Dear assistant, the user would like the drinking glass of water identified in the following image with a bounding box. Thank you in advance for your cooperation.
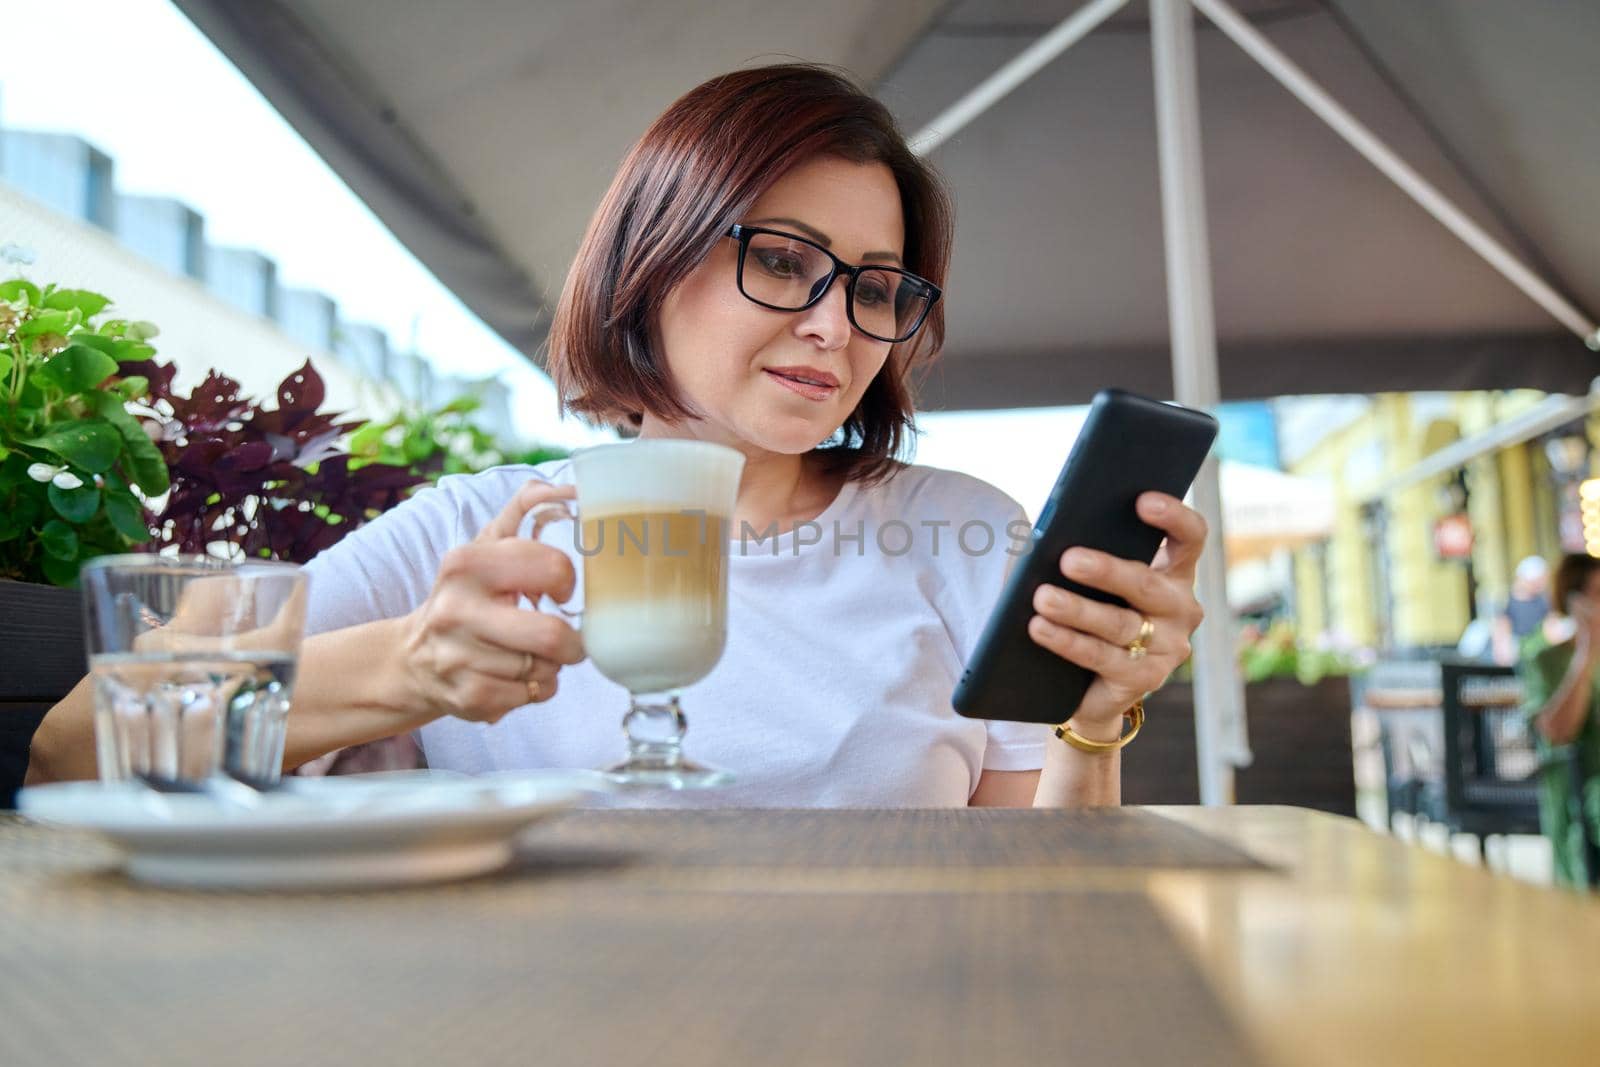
[80,555,309,789]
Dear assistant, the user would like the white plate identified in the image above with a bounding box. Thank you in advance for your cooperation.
[17,770,608,890]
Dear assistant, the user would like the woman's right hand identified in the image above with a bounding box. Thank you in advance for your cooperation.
[398,480,586,724]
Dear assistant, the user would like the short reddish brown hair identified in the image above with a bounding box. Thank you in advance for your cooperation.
[545,63,953,485]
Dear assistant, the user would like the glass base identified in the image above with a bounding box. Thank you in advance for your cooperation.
[604,756,733,791]
[606,692,732,790]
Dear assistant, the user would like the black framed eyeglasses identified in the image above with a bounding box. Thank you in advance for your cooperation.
[725,224,941,344]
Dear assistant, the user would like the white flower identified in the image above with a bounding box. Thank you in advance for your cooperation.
[25,462,83,490]
[1,243,37,266]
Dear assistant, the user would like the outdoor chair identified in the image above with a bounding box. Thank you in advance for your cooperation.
[1439,662,1542,863]
[0,585,85,808]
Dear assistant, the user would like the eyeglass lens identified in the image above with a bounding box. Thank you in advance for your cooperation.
[740,231,931,342]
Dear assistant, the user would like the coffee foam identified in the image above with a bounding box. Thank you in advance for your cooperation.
[572,440,744,516]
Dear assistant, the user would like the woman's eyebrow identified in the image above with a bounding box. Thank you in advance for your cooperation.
[747,216,903,264]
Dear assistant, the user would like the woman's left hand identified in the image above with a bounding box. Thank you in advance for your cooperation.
[1027,492,1207,738]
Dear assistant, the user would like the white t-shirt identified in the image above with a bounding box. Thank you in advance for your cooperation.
[301,458,1052,806]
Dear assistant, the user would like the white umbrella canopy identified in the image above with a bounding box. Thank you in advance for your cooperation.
[1219,461,1334,564]
[174,0,947,359]
[174,0,1600,409]
[887,0,1600,407]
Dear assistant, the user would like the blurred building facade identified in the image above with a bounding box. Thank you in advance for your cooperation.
[1282,392,1592,653]
[0,123,518,441]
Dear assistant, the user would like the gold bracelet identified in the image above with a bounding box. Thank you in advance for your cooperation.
[1054,700,1145,754]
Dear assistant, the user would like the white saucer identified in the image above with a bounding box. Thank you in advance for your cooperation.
[17,770,606,890]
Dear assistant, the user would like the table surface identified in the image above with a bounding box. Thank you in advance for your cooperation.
[1,805,1597,1067]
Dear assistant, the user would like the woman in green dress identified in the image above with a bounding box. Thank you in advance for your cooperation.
[1518,553,1600,888]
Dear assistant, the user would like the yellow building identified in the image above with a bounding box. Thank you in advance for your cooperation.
[1286,392,1590,651]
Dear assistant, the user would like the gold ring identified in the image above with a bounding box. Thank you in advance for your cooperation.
[526,678,542,701]
[1126,617,1155,661]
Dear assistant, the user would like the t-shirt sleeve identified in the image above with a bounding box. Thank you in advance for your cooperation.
[931,478,1052,771]
[977,539,1055,773]
[300,478,466,636]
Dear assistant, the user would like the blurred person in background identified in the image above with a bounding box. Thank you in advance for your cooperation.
[1518,553,1600,888]
[1493,555,1552,665]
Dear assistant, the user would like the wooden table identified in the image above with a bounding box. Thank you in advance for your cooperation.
[0,806,1597,1066]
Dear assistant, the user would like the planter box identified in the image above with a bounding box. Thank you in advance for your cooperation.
[0,580,85,807]
[1128,676,1357,816]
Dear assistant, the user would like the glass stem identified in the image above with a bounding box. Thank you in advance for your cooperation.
[621,693,688,770]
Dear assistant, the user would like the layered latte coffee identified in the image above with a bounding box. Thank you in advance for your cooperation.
[578,508,728,694]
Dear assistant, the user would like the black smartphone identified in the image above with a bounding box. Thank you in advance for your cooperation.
[952,389,1219,724]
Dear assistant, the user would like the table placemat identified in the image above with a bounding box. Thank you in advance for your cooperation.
[0,815,1264,1067]
[533,806,1271,871]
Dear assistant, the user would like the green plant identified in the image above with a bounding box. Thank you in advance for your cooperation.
[1237,620,1361,684]
[1171,620,1365,686]
[0,279,168,585]
[2,267,562,586]
[348,394,567,481]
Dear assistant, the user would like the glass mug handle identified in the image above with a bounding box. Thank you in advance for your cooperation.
[527,500,582,621]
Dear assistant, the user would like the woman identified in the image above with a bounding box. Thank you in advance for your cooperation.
[30,65,1206,807]
[1520,553,1600,886]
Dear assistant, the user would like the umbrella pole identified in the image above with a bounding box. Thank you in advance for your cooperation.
[1151,0,1250,806]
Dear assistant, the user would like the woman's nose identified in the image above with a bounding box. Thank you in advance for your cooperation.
[794,275,852,350]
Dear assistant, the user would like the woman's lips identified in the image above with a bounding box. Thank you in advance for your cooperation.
[764,369,838,401]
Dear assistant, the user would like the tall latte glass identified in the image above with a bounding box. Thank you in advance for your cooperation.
[532,440,744,789]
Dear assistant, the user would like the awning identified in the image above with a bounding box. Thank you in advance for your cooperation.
[173,0,1600,409]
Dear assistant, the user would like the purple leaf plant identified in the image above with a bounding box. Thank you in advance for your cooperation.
[122,358,425,563]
